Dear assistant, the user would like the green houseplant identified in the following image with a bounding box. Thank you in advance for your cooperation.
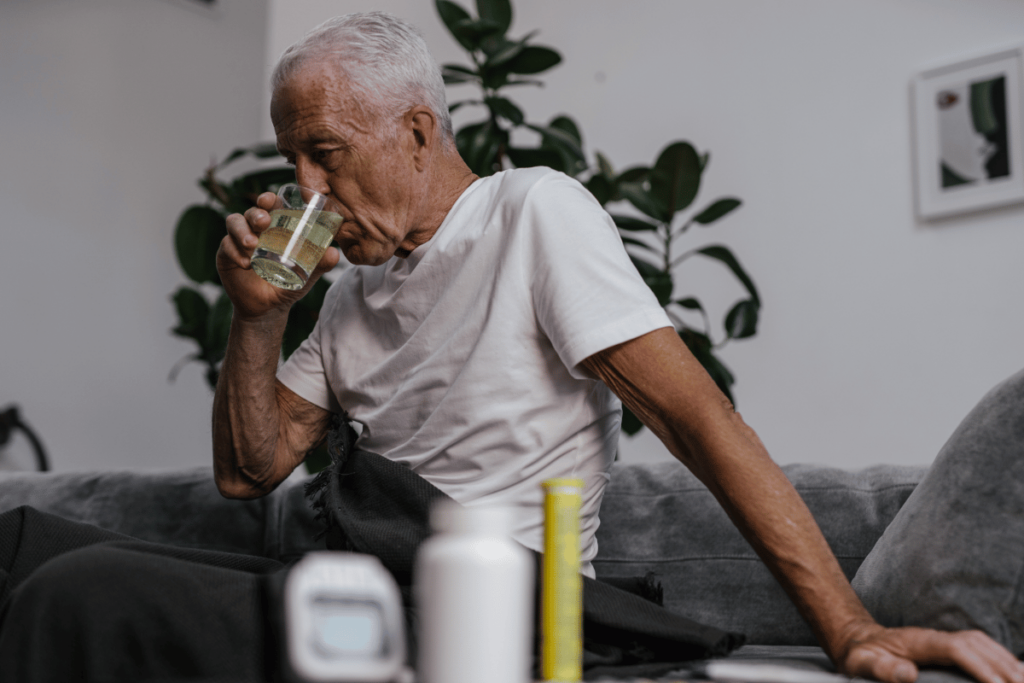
[435,0,760,432]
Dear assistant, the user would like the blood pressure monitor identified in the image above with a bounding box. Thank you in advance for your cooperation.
[283,552,407,683]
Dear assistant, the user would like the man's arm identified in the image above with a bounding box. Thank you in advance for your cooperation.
[581,327,1024,683]
[212,192,338,499]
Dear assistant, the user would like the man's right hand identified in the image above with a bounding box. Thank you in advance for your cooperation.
[218,191,342,321]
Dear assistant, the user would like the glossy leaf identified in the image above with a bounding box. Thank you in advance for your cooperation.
[725,299,759,340]
[620,405,644,436]
[506,46,561,74]
[476,0,512,35]
[232,168,295,198]
[526,123,584,163]
[693,198,741,225]
[204,291,233,366]
[585,173,613,205]
[171,286,209,342]
[507,146,563,170]
[485,96,524,125]
[630,256,673,306]
[675,297,703,311]
[484,38,525,66]
[679,328,735,404]
[452,17,505,46]
[651,141,702,215]
[618,180,668,222]
[549,116,582,147]
[456,120,505,175]
[283,278,330,360]
[697,245,761,305]
[175,205,224,285]
[596,151,615,179]
[442,65,480,85]
[610,214,659,232]
[436,1,476,50]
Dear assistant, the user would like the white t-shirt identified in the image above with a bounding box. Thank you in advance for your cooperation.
[278,167,672,574]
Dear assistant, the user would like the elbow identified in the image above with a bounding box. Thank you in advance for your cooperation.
[213,461,276,500]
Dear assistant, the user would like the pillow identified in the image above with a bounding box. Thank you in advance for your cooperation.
[852,367,1024,656]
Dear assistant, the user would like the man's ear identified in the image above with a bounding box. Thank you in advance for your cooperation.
[406,105,437,171]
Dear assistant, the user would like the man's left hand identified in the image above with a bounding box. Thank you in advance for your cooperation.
[840,622,1024,683]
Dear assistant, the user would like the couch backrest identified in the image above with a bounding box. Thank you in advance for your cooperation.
[594,460,926,645]
[0,460,926,645]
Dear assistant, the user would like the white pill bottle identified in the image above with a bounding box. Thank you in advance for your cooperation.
[414,500,534,683]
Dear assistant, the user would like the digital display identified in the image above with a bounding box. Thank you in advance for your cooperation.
[311,598,386,658]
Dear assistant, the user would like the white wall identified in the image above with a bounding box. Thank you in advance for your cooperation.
[264,0,1024,469]
[4,0,1021,473]
[0,0,269,471]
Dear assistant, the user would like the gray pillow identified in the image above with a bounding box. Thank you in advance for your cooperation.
[852,367,1024,656]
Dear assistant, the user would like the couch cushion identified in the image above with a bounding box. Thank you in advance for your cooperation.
[853,367,1024,656]
[593,461,925,645]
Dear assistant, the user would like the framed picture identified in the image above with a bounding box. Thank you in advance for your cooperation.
[912,45,1024,220]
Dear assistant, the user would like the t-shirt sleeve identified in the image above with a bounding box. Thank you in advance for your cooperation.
[276,294,341,413]
[522,172,673,378]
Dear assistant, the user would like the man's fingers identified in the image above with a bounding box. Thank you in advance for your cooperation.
[940,631,1024,683]
[256,191,278,211]
[845,645,918,683]
[845,628,1024,683]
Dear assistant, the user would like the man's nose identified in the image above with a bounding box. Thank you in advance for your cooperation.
[294,158,331,195]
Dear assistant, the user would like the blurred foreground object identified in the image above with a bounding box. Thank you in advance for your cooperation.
[283,552,406,682]
[542,479,584,681]
[415,500,534,683]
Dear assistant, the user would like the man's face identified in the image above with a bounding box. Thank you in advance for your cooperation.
[271,62,423,266]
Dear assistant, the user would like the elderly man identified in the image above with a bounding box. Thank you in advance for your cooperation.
[209,11,1024,683]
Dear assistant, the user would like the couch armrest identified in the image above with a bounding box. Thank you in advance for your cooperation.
[0,467,325,560]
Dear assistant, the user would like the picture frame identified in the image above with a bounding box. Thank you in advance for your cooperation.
[912,45,1024,220]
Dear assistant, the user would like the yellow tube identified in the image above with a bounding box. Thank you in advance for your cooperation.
[541,478,584,682]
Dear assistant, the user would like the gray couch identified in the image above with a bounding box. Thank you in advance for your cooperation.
[0,460,957,680]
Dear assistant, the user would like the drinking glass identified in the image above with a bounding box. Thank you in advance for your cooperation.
[250,184,343,291]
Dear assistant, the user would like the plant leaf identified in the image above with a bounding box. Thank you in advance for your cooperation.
[525,123,584,163]
[485,96,524,125]
[651,141,702,215]
[204,291,233,368]
[620,405,644,436]
[476,0,512,35]
[596,151,615,179]
[618,180,668,222]
[675,297,703,311]
[679,328,735,404]
[175,205,225,285]
[171,286,209,342]
[724,299,760,339]
[436,1,476,50]
[442,64,480,84]
[611,214,659,232]
[548,115,582,148]
[283,278,330,360]
[693,197,742,225]
[506,146,563,170]
[585,173,613,205]
[697,244,761,305]
[630,256,673,306]
[505,46,561,74]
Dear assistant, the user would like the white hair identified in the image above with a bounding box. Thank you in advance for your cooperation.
[271,12,454,142]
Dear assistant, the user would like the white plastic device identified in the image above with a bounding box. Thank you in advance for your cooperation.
[283,552,406,683]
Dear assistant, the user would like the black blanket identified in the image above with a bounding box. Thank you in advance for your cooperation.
[306,416,744,678]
